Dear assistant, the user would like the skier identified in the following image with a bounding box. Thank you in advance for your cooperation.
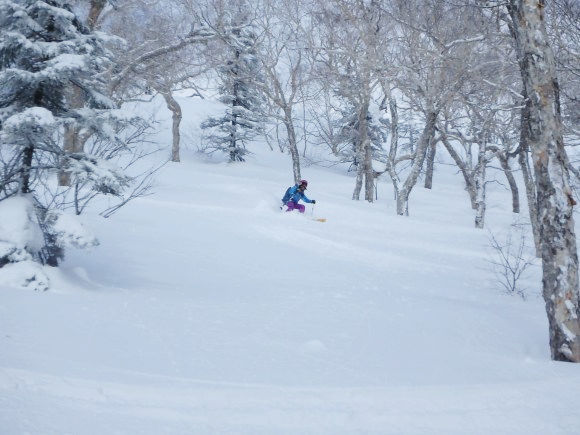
[281,179,316,213]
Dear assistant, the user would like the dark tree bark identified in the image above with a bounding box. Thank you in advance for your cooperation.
[352,96,374,202]
[518,98,541,257]
[396,111,438,215]
[440,132,477,210]
[386,93,400,200]
[497,152,520,214]
[424,139,436,190]
[87,0,107,31]
[20,145,34,194]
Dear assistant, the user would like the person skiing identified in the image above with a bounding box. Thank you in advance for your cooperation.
[281,179,316,213]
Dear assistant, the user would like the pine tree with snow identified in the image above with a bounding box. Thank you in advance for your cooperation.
[0,0,128,268]
[201,14,265,163]
[334,102,386,171]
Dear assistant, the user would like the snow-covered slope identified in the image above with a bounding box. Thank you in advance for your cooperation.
[1,97,580,434]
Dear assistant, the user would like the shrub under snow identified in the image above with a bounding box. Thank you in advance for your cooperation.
[0,196,98,290]
[0,196,48,290]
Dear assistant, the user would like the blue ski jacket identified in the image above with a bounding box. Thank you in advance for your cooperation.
[282,184,314,205]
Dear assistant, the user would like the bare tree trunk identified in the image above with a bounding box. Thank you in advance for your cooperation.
[283,108,301,183]
[353,165,364,200]
[498,153,520,214]
[388,96,399,168]
[360,98,375,202]
[364,138,374,202]
[509,0,580,362]
[383,85,400,201]
[519,148,541,255]
[386,94,400,201]
[424,139,436,189]
[229,116,238,162]
[353,98,370,201]
[20,144,34,194]
[161,90,182,163]
[87,0,107,30]
[474,141,487,229]
[275,123,284,152]
[58,85,85,186]
[440,133,477,209]
[58,126,79,186]
[397,111,438,215]
[518,100,541,257]
[58,1,107,186]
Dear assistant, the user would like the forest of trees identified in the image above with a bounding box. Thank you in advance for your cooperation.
[1,0,579,361]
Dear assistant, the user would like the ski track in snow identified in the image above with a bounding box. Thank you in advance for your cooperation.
[2,96,580,434]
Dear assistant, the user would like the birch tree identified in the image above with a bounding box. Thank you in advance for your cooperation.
[381,0,484,215]
[506,0,580,362]
[252,0,312,183]
[314,0,386,202]
[106,0,216,162]
[439,81,522,228]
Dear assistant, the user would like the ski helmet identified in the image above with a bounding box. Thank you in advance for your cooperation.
[299,179,308,188]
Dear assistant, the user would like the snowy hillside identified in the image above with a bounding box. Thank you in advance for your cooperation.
[1,96,580,434]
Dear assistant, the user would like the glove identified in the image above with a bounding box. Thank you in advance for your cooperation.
[312,200,316,204]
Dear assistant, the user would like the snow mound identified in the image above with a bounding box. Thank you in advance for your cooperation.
[0,196,44,261]
[49,211,99,250]
[0,196,48,290]
[0,261,49,291]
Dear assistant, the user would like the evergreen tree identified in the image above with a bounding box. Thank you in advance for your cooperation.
[0,0,128,266]
[201,15,265,162]
[335,103,386,171]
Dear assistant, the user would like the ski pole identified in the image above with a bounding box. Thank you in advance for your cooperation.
[311,202,315,217]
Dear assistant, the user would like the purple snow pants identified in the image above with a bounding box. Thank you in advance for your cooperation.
[286,201,305,213]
